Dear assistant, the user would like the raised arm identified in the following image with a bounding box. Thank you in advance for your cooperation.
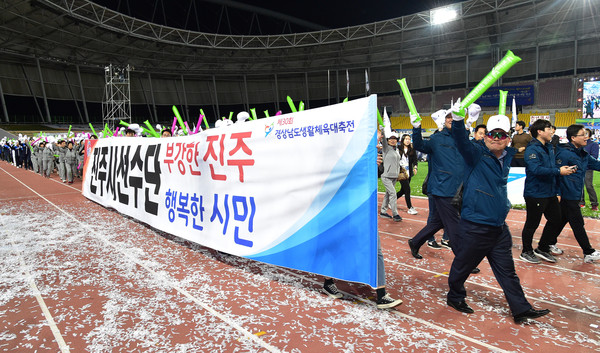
[451,119,480,167]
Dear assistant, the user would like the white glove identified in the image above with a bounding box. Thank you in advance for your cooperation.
[410,112,421,128]
[450,98,465,121]
[431,109,446,130]
[466,103,481,126]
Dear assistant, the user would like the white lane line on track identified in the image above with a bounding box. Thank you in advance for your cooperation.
[379,230,600,279]
[0,167,283,353]
[391,260,600,319]
[6,238,71,353]
[275,268,512,353]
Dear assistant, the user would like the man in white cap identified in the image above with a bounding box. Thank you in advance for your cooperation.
[447,107,550,324]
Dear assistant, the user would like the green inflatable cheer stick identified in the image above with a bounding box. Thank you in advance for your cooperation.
[457,50,521,117]
[88,123,97,137]
[287,96,297,112]
[172,105,188,135]
[264,110,270,118]
[298,101,305,111]
[200,109,209,129]
[397,78,421,124]
[376,109,385,128]
[498,90,508,115]
[144,120,160,138]
[250,108,258,120]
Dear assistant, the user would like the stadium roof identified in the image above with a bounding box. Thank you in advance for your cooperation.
[89,0,464,35]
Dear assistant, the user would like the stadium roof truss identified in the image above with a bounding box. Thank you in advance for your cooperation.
[0,0,597,75]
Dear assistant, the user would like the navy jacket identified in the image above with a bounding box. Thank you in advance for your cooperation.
[451,120,516,227]
[555,142,600,200]
[412,126,464,197]
[523,138,560,198]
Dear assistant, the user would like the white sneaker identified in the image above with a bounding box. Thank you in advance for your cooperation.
[584,250,600,263]
[407,207,418,215]
[549,245,564,255]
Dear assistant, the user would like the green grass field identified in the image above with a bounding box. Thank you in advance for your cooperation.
[378,161,600,218]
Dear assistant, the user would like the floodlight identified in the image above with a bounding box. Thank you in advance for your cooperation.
[431,5,460,25]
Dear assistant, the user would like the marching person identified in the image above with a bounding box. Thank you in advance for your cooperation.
[408,105,479,259]
[64,141,78,184]
[396,134,418,215]
[56,139,67,182]
[519,119,575,264]
[379,131,402,222]
[547,124,600,263]
[41,141,54,178]
[323,129,402,309]
[447,109,550,324]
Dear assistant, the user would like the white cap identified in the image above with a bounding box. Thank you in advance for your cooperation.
[487,115,510,133]
[236,111,250,123]
[387,132,398,139]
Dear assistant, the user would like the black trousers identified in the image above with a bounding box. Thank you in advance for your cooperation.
[396,176,412,209]
[510,157,526,167]
[521,196,562,253]
[448,219,531,315]
[546,199,596,255]
[411,196,458,251]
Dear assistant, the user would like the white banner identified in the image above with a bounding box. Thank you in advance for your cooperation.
[83,96,380,286]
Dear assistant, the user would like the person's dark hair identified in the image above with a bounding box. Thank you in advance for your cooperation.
[566,124,585,142]
[475,124,487,133]
[551,125,557,130]
[398,134,414,158]
[585,128,593,137]
[161,128,172,137]
[125,128,136,135]
[516,121,526,129]
[91,134,98,139]
[529,119,552,138]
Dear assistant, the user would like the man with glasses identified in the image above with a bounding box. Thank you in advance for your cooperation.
[547,124,600,263]
[519,119,575,264]
[446,111,550,324]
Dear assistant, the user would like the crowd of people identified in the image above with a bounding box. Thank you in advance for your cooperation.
[1,136,86,183]
[342,104,600,323]
[2,108,599,324]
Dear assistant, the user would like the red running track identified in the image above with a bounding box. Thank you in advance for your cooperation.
[1,160,599,352]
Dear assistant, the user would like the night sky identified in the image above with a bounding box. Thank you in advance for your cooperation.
[90,0,463,35]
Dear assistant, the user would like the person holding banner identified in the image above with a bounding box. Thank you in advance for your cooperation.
[548,124,600,263]
[323,146,403,309]
[161,128,173,138]
[379,132,403,222]
[447,110,550,323]
[510,121,531,167]
[519,119,575,264]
